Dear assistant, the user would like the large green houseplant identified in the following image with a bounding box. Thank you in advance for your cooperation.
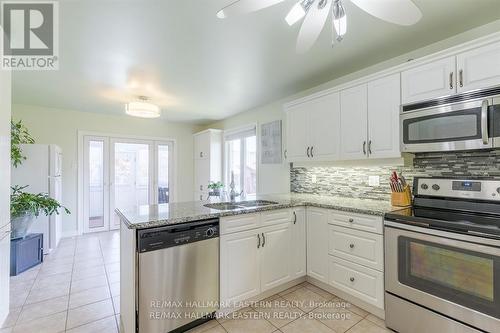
[10,119,70,239]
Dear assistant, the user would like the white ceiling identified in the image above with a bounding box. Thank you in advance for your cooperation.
[12,0,500,124]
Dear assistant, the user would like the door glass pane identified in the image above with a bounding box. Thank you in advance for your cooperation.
[244,136,257,195]
[88,140,104,229]
[399,237,500,318]
[226,139,241,192]
[405,113,479,143]
[114,143,149,226]
[158,144,169,204]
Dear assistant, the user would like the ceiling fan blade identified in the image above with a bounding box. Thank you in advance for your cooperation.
[296,0,332,54]
[350,0,422,26]
[217,0,286,18]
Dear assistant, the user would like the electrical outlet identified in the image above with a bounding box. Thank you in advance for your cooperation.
[311,174,317,183]
[368,175,380,186]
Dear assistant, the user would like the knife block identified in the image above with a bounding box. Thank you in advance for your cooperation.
[391,185,412,207]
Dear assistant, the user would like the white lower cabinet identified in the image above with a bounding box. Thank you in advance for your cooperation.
[329,256,384,309]
[220,209,300,307]
[260,223,292,292]
[306,207,329,283]
[291,208,306,278]
[220,228,261,305]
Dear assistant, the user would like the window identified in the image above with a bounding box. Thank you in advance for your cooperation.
[224,125,257,196]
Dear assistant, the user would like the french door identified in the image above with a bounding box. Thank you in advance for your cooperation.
[83,136,173,233]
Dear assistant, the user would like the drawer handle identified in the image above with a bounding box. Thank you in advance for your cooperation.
[348,218,354,223]
[349,243,355,249]
[350,277,355,282]
[257,234,261,249]
[293,211,297,224]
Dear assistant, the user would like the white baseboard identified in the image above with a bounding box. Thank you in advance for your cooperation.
[61,230,79,239]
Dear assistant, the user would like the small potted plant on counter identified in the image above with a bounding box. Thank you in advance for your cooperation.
[207,181,224,198]
[10,185,70,239]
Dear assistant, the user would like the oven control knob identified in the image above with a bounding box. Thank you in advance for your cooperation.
[205,228,216,237]
[432,184,440,191]
[420,183,428,190]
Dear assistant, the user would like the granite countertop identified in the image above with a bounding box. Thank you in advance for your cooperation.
[116,193,401,229]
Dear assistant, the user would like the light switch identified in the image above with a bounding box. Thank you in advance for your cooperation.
[368,176,380,186]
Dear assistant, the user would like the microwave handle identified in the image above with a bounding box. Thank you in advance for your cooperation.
[481,100,489,145]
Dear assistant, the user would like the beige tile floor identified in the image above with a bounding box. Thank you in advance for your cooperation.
[2,231,392,333]
[2,231,120,333]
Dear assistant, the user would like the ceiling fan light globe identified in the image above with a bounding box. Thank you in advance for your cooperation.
[333,15,347,39]
[216,10,226,19]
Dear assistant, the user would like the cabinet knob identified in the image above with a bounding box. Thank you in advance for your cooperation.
[200,152,203,158]
[350,277,355,282]
[348,218,354,223]
[349,243,355,249]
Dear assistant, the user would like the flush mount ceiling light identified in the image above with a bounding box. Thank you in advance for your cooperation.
[125,97,161,118]
[216,0,422,53]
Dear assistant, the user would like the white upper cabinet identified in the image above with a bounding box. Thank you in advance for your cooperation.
[286,104,309,161]
[340,84,368,160]
[193,129,222,201]
[401,56,456,104]
[309,92,341,160]
[286,92,340,162]
[367,74,401,159]
[456,41,500,93]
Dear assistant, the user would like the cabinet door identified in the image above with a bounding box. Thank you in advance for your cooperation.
[401,57,456,104]
[194,133,210,159]
[367,74,401,159]
[194,159,210,193]
[286,104,309,161]
[220,229,261,306]
[340,84,368,160]
[291,208,306,278]
[457,41,500,93]
[309,92,341,161]
[306,208,329,283]
[261,223,292,292]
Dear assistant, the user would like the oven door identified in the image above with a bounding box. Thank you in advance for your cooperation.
[400,99,492,152]
[385,222,500,333]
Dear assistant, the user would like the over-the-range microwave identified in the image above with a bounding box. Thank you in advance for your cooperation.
[400,86,500,153]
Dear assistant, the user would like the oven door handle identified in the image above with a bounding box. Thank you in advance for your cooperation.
[481,99,489,145]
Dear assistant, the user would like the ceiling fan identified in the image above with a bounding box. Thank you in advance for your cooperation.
[216,0,422,53]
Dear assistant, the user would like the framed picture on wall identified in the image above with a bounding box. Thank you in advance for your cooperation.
[261,120,282,164]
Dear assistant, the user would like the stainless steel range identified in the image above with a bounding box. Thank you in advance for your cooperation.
[384,177,500,333]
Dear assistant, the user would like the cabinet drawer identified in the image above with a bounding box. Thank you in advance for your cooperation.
[329,210,383,234]
[328,225,383,271]
[329,256,384,309]
[261,209,292,227]
[220,213,260,235]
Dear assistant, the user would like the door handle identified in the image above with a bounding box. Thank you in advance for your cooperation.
[293,211,297,224]
[362,141,366,155]
[368,140,372,155]
[449,72,454,90]
[261,232,266,247]
[481,99,489,145]
[257,234,261,249]
[310,146,314,158]
[459,69,464,87]
[306,146,310,158]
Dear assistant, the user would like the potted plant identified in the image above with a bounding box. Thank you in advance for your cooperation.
[10,185,70,239]
[11,119,35,168]
[208,181,224,197]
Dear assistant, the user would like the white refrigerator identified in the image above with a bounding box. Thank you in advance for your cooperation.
[11,144,63,254]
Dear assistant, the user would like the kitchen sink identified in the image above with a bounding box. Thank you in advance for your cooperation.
[237,200,279,207]
[204,200,279,211]
[204,203,245,210]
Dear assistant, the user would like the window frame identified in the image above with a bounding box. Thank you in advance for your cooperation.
[223,124,258,196]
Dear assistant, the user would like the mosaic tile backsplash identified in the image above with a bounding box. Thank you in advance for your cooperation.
[290,150,500,201]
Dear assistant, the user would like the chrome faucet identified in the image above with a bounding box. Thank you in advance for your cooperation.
[229,171,243,202]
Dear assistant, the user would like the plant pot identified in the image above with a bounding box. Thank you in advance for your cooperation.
[10,212,35,239]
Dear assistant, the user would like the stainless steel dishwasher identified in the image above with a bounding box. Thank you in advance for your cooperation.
[137,219,219,333]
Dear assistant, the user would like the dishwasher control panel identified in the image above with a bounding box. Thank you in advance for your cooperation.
[138,219,219,253]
